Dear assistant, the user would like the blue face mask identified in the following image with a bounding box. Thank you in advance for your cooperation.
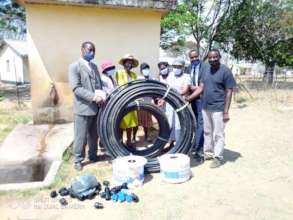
[106,69,116,78]
[142,68,150,77]
[191,60,200,67]
[83,51,95,62]
[173,68,183,76]
[160,68,169,76]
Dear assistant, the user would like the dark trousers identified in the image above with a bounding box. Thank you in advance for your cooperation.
[73,114,98,163]
[191,98,204,153]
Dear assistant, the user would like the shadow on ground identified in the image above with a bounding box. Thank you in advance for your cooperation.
[82,154,112,167]
[144,173,154,184]
[190,148,242,168]
[223,148,242,162]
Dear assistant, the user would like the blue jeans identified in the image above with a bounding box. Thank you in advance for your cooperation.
[191,98,204,153]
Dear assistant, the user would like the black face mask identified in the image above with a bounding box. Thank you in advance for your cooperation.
[209,60,220,68]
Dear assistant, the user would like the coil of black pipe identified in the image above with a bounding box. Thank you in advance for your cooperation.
[116,101,171,157]
[98,79,196,173]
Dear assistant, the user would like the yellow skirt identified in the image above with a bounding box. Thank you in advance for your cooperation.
[120,111,138,129]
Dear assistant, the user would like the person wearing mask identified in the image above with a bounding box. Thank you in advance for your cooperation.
[100,60,117,95]
[158,61,170,84]
[164,58,191,143]
[186,49,236,168]
[157,61,170,109]
[186,50,205,162]
[68,41,105,171]
[137,62,153,142]
[116,54,139,147]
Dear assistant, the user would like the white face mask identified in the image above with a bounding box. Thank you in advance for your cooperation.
[160,68,169,76]
[173,68,183,76]
[106,69,116,78]
[142,68,150,77]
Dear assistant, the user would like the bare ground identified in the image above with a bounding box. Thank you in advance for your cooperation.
[0,87,293,220]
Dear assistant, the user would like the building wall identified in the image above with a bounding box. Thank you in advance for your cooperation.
[25,4,162,123]
[0,46,25,83]
[22,58,30,83]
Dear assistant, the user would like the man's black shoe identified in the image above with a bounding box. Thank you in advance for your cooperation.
[88,155,99,162]
[193,153,204,163]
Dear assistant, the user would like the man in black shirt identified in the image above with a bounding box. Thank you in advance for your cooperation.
[186,49,236,168]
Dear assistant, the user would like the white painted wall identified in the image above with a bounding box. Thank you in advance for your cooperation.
[0,45,24,83]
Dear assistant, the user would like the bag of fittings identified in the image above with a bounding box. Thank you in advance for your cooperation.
[68,174,101,200]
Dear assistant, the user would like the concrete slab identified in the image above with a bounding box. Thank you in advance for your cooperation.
[0,123,73,163]
[0,124,50,163]
[43,123,74,160]
[0,160,62,191]
[0,123,74,191]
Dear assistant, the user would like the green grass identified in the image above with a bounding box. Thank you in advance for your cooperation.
[0,96,5,102]
[0,110,32,143]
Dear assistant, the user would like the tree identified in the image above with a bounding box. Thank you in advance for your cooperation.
[161,0,242,58]
[0,0,26,37]
[214,0,293,84]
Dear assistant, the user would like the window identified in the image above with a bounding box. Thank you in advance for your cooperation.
[6,60,10,72]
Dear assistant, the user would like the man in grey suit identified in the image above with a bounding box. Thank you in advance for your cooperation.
[69,41,104,171]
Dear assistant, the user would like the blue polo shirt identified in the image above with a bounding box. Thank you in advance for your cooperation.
[200,62,236,112]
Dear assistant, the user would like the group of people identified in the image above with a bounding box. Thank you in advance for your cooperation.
[68,41,236,171]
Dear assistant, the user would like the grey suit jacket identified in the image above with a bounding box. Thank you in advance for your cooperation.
[68,59,102,116]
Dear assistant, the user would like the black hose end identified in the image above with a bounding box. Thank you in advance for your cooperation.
[58,187,69,196]
[59,198,68,206]
[131,193,139,203]
[50,190,57,198]
[94,202,104,209]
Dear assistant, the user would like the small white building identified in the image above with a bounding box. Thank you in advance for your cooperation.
[0,39,29,84]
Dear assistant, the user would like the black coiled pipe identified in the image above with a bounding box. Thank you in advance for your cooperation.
[98,79,196,172]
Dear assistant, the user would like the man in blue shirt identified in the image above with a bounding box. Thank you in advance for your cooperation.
[186,50,204,162]
[186,49,236,168]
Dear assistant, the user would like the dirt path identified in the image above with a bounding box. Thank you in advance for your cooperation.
[0,97,293,220]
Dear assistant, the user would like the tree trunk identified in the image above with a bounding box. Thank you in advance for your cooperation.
[263,64,275,85]
[196,42,200,57]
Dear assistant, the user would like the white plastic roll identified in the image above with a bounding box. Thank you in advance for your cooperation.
[159,153,191,184]
[112,155,147,188]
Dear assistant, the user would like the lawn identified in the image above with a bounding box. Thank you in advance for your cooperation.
[0,85,32,144]
[0,108,32,144]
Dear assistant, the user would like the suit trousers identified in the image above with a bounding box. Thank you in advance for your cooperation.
[191,98,204,153]
[74,114,98,163]
[202,109,225,159]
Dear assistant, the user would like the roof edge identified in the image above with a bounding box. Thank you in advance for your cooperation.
[17,0,177,12]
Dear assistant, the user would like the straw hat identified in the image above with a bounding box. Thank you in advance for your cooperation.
[119,54,139,68]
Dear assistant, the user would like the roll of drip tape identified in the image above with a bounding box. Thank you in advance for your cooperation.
[113,155,147,188]
[159,153,191,184]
